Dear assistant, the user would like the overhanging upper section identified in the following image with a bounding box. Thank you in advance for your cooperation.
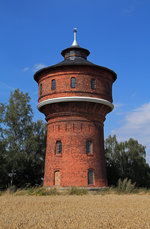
[37,96,114,111]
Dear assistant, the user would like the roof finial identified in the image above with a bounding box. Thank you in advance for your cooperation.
[71,28,79,47]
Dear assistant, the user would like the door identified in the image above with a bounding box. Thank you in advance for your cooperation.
[55,171,60,186]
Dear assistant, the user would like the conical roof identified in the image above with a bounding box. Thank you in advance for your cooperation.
[34,29,117,82]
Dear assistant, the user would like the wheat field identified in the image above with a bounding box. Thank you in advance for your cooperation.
[0,194,150,229]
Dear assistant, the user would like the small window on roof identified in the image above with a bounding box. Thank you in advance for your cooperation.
[71,77,76,88]
[51,79,56,90]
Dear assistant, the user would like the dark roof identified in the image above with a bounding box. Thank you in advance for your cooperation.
[51,57,95,67]
[61,46,90,58]
[34,45,117,82]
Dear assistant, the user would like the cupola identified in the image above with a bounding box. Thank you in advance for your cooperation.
[61,28,90,60]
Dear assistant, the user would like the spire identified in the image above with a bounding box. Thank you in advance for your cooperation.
[71,28,80,47]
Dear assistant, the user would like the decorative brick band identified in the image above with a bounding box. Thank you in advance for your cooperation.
[37,96,114,110]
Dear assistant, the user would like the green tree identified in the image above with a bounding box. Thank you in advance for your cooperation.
[105,135,120,185]
[4,89,33,186]
[0,103,8,189]
[14,120,47,186]
[3,89,46,187]
[105,135,150,187]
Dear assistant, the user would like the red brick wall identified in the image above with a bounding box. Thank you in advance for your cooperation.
[44,116,107,187]
[35,65,115,187]
[38,66,114,105]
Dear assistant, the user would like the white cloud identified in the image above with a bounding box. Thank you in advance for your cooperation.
[23,67,29,71]
[32,64,46,73]
[112,102,150,163]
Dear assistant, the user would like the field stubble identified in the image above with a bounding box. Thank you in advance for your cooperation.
[0,194,150,229]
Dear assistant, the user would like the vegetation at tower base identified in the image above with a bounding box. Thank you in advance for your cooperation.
[0,89,150,189]
[0,89,47,189]
[105,135,150,188]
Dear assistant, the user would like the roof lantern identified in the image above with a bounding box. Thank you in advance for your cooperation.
[61,28,90,60]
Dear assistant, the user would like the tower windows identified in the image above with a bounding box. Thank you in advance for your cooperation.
[86,140,92,154]
[51,79,56,90]
[105,82,110,95]
[71,77,76,88]
[56,141,62,154]
[40,84,42,96]
[91,79,96,89]
[88,169,94,185]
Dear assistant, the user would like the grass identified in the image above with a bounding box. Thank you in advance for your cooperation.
[0,194,150,228]
[66,186,88,195]
[14,186,60,196]
[1,185,150,196]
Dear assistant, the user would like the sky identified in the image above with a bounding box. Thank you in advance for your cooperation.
[0,0,150,163]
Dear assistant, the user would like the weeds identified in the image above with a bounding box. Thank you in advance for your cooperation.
[117,178,136,193]
[14,186,59,196]
[94,187,111,195]
[67,186,88,195]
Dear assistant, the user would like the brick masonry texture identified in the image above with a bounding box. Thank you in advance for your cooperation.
[35,64,115,187]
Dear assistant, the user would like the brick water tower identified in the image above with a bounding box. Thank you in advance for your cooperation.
[34,29,117,188]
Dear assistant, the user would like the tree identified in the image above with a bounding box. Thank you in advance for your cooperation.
[14,120,47,187]
[0,103,8,189]
[105,135,120,185]
[2,89,47,187]
[4,89,33,186]
[105,135,150,187]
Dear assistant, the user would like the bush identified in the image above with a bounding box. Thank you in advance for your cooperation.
[67,186,88,195]
[117,178,136,193]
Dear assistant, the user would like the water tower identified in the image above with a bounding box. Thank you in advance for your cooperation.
[34,29,117,188]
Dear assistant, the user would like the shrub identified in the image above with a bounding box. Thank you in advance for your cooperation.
[117,178,136,193]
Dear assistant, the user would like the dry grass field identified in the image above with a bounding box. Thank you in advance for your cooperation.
[0,194,150,229]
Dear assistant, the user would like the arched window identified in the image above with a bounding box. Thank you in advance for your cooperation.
[40,84,42,96]
[51,79,56,90]
[91,79,96,89]
[88,169,94,185]
[105,82,110,95]
[71,77,76,88]
[86,140,92,154]
[56,141,62,154]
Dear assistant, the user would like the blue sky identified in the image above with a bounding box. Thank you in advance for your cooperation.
[0,0,150,163]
